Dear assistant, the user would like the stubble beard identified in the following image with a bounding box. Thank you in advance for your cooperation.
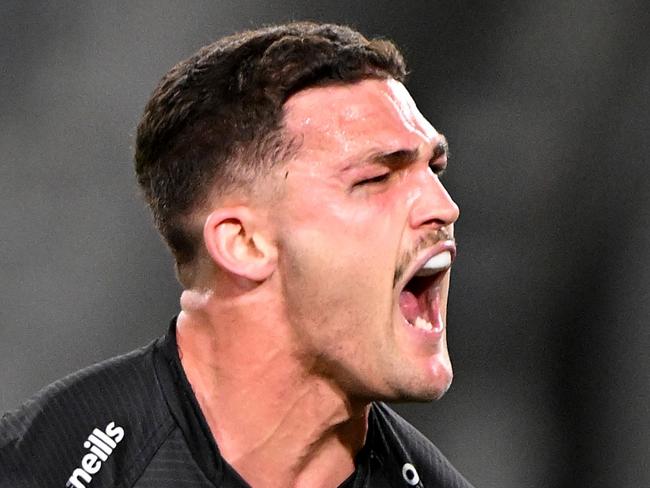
[393,228,454,287]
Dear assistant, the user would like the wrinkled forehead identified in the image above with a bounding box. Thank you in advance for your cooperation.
[282,78,438,161]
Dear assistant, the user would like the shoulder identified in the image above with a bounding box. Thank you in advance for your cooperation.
[371,402,475,488]
[0,339,176,488]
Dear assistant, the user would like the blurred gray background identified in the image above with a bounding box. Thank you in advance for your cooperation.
[1,1,648,487]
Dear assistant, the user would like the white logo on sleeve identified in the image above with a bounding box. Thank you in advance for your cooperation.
[66,421,125,488]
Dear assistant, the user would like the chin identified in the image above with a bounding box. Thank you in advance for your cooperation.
[376,357,453,403]
[404,377,452,402]
[429,353,454,396]
[394,382,452,403]
[422,374,453,401]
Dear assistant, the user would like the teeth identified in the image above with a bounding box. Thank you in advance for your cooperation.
[414,316,433,331]
[414,251,451,277]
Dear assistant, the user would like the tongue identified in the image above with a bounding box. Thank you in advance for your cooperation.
[399,290,420,324]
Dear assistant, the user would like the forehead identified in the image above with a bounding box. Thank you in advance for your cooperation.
[282,78,439,165]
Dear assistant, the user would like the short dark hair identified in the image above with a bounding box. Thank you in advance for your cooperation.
[134,21,407,281]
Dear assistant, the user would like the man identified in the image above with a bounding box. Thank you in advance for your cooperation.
[1,22,473,488]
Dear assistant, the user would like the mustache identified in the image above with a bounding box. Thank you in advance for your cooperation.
[393,229,454,287]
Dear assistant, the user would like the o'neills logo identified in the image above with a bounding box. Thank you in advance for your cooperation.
[66,421,125,488]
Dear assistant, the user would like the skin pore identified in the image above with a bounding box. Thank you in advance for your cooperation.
[176,78,459,488]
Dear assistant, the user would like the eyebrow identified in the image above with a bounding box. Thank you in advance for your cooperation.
[369,136,449,168]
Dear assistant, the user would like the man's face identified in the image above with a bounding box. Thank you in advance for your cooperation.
[267,78,459,402]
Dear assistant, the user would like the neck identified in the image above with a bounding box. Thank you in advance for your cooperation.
[176,289,370,488]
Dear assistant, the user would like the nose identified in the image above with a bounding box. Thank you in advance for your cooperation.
[409,170,460,230]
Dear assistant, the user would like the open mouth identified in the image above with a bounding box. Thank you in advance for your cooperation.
[398,250,453,333]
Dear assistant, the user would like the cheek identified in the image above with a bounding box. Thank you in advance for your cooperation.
[303,203,401,285]
[282,185,401,254]
[275,182,410,305]
[278,208,397,325]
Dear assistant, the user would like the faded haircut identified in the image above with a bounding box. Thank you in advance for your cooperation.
[134,21,407,284]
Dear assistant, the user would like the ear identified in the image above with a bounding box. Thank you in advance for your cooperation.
[203,206,277,282]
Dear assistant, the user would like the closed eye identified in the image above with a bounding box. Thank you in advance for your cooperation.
[354,172,391,187]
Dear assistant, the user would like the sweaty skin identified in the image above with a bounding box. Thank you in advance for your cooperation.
[272,78,458,401]
[176,78,459,488]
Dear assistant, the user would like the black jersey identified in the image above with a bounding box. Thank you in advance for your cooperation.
[0,319,474,488]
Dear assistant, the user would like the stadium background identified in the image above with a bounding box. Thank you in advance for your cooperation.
[1,2,648,487]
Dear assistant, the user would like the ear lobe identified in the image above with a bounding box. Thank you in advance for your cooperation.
[203,207,277,282]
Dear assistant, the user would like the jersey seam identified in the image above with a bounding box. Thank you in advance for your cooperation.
[113,416,176,488]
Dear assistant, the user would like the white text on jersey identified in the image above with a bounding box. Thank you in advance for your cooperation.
[66,421,125,488]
